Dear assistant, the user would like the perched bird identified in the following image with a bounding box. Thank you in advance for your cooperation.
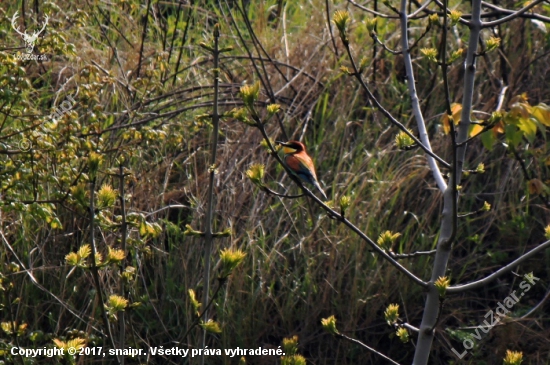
[277,140,327,200]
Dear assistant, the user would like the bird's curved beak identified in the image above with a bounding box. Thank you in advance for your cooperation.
[276,140,288,146]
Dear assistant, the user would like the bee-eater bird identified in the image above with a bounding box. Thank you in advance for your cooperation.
[277,140,327,200]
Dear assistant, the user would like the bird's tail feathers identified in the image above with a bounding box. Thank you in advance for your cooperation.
[313,180,327,200]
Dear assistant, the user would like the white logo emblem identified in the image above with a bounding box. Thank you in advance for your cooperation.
[11,11,49,54]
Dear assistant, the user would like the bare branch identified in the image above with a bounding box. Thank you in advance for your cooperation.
[482,1,550,23]
[400,0,447,191]
[448,240,550,293]
[482,0,546,27]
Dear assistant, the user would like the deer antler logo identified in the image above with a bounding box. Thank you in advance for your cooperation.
[11,11,49,54]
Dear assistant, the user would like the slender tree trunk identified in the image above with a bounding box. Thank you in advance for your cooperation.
[412,0,482,363]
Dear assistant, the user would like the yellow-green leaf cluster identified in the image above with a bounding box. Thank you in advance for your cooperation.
[267,104,280,115]
[476,163,485,174]
[333,11,350,37]
[107,295,128,311]
[107,247,125,263]
[365,17,377,33]
[200,319,222,333]
[88,152,103,179]
[246,164,265,187]
[449,48,464,63]
[53,338,86,353]
[396,327,409,343]
[105,295,129,321]
[219,248,247,278]
[428,14,440,26]
[65,244,91,267]
[448,10,462,25]
[435,276,451,297]
[503,350,523,365]
[227,108,254,125]
[321,315,338,335]
[139,221,163,238]
[377,231,401,250]
[188,289,202,316]
[240,82,260,108]
[281,354,306,365]
[97,184,117,208]
[395,130,415,149]
[282,335,299,356]
[70,184,88,209]
[339,195,351,213]
[420,48,438,63]
[486,36,501,53]
[1,321,27,336]
[122,266,136,282]
[384,304,399,325]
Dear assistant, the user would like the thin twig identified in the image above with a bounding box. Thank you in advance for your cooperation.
[389,249,437,259]
[165,0,184,78]
[4,285,25,365]
[88,179,121,364]
[347,0,399,18]
[261,186,305,198]
[372,34,401,54]
[325,0,339,57]
[136,0,152,78]
[335,332,402,365]
[172,0,194,86]
[118,164,128,365]
[520,286,550,319]
[200,24,221,365]
[510,147,531,181]
[428,297,445,332]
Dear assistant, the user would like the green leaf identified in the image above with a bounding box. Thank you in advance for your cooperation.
[480,130,496,150]
[531,103,550,127]
[139,221,147,236]
[516,117,537,143]
[505,124,523,148]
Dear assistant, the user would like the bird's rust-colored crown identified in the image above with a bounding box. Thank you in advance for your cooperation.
[277,140,306,154]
